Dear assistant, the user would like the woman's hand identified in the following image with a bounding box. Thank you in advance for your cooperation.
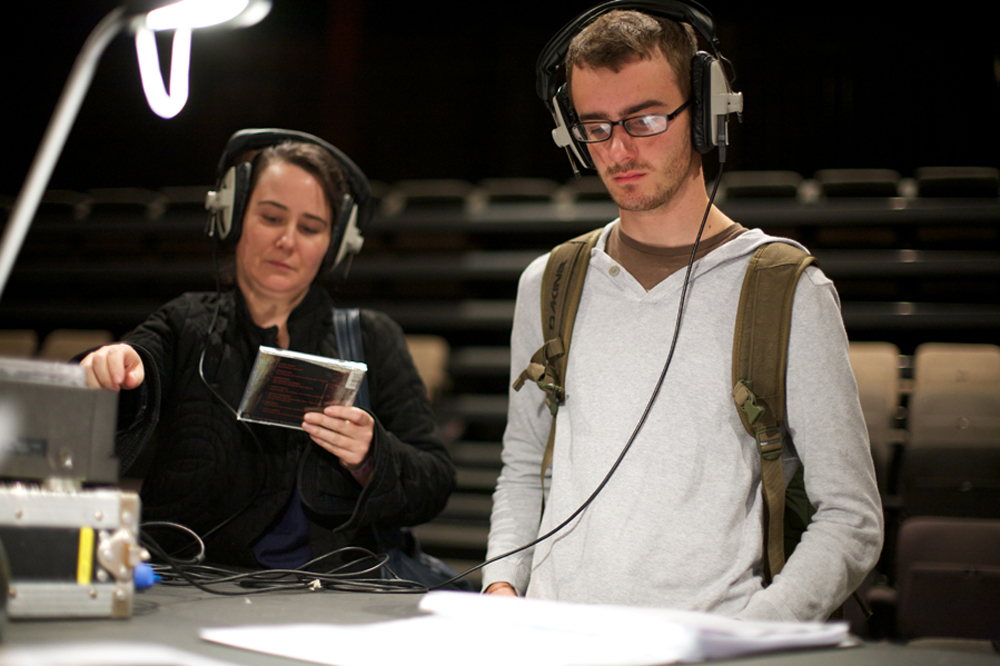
[302,405,375,484]
[80,344,145,391]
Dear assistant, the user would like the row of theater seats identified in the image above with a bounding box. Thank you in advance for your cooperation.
[716,166,1000,203]
[848,342,1000,644]
[389,166,1000,212]
[8,166,997,223]
[0,329,113,362]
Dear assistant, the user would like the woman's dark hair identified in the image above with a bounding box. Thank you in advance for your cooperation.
[247,141,349,224]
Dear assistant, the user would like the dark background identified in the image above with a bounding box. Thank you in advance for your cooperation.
[2,1,998,196]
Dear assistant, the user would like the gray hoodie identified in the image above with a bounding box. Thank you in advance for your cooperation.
[484,223,883,622]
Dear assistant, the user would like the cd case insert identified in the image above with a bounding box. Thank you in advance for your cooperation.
[237,346,367,430]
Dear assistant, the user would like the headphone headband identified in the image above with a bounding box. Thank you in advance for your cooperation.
[536,0,718,107]
[213,128,374,230]
[534,0,741,172]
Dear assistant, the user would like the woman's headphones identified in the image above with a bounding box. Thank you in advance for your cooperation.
[204,128,375,280]
[535,0,743,173]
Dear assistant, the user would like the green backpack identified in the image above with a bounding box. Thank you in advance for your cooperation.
[513,229,826,588]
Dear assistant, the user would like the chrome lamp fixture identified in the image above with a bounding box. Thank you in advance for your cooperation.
[0,0,271,299]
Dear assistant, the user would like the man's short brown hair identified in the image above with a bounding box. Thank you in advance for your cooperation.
[565,10,698,99]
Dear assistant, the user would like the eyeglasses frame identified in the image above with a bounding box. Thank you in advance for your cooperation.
[570,98,693,144]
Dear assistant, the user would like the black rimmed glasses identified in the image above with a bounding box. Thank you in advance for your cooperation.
[570,99,692,143]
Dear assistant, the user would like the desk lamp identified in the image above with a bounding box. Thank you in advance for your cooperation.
[0,0,272,301]
[0,1,268,619]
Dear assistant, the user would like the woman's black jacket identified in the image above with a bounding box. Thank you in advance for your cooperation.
[114,285,455,567]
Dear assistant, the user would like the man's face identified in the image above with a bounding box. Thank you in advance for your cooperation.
[570,53,696,213]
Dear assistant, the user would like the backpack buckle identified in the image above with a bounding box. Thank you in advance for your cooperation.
[535,381,564,417]
[756,429,783,460]
[732,380,764,424]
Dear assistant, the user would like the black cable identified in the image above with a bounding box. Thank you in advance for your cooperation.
[196,238,240,423]
[141,525,428,595]
[192,240,270,546]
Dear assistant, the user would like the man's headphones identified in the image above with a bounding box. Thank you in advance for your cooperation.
[536,0,743,173]
[204,128,375,280]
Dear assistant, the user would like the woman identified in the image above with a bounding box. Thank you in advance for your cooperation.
[80,130,455,572]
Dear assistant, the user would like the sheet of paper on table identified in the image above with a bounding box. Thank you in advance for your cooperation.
[0,642,243,666]
[199,591,850,666]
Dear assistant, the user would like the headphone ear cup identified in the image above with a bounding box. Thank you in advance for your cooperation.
[320,194,364,282]
[690,51,716,155]
[225,162,254,247]
[556,84,579,131]
[555,83,594,170]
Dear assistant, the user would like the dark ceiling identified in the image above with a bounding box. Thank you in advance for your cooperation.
[3,2,998,195]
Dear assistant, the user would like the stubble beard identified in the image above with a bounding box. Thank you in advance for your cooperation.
[600,152,692,213]
[603,163,678,212]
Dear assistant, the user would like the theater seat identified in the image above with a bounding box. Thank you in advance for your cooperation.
[848,341,902,492]
[38,329,114,361]
[814,168,902,198]
[0,330,39,358]
[915,166,1000,198]
[902,385,1000,520]
[405,335,451,404]
[894,517,1000,641]
[913,343,1000,389]
[719,170,803,200]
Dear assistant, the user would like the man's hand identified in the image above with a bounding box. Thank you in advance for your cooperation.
[80,344,145,391]
[484,582,517,596]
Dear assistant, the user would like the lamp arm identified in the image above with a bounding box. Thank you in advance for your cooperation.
[0,7,128,300]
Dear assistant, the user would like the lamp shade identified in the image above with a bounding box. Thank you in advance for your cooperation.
[125,0,271,32]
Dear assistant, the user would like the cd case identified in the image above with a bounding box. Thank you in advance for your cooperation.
[236,346,367,430]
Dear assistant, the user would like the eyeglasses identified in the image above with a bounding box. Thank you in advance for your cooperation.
[570,99,692,143]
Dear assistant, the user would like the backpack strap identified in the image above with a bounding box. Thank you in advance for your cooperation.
[513,227,602,487]
[731,242,816,584]
[333,307,371,410]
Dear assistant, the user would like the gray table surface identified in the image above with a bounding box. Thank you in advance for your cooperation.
[1,583,997,666]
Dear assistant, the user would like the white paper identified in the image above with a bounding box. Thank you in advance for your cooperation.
[0,642,242,666]
[200,591,849,666]
[421,592,849,661]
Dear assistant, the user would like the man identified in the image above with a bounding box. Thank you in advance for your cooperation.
[482,7,883,622]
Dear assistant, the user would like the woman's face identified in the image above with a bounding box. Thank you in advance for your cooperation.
[235,160,333,303]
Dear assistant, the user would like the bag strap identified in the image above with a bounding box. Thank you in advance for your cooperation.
[513,227,602,488]
[731,242,816,584]
[333,307,371,410]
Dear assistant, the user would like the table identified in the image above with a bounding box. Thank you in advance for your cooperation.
[2,584,997,666]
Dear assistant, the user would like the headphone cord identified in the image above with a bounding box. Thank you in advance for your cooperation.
[190,239,270,546]
[141,523,425,595]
